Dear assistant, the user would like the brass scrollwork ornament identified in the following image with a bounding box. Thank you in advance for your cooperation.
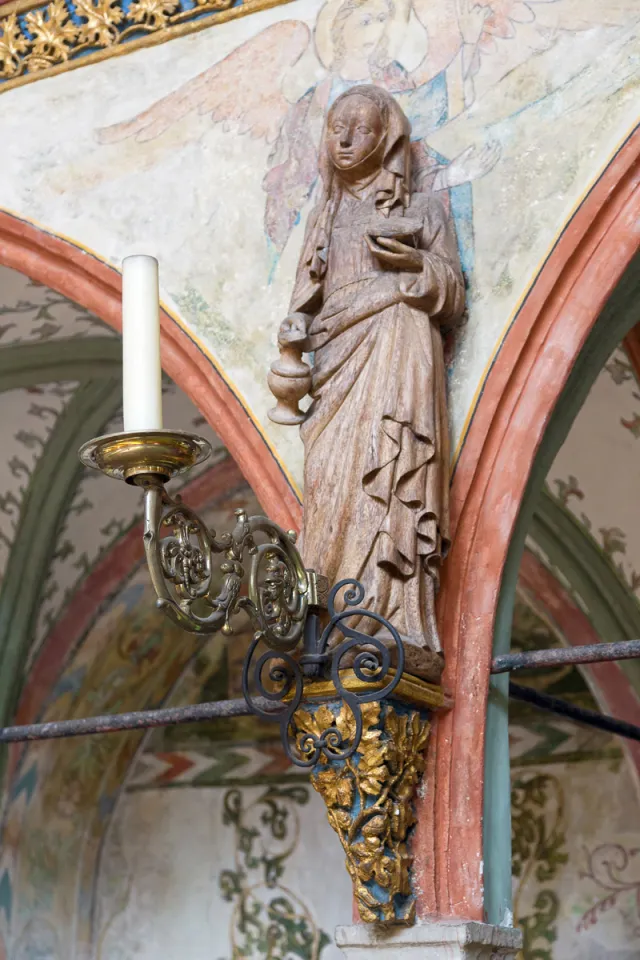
[78,431,405,766]
[143,479,309,647]
[78,430,441,927]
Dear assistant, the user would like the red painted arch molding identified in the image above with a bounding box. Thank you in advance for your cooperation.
[0,212,302,533]
[1,127,639,921]
[413,127,640,921]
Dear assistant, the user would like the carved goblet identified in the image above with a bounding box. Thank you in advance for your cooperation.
[267,314,312,426]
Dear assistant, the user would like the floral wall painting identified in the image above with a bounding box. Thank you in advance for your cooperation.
[509,598,640,960]
[0,0,639,484]
[95,785,349,960]
[1,523,640,956]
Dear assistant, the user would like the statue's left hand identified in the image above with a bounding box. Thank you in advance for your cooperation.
[278,312,309,345]
[366,235,423,272]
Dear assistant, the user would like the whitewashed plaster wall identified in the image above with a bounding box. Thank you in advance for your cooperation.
[512,745,640,960]
[93,717,640,960]
[96,785,352,960]
[0,1,638,490]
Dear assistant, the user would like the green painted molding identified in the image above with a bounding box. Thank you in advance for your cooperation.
[484,250,640,927]
[0,379,122,751]
[531,489,640,688]
[0,337,120,392]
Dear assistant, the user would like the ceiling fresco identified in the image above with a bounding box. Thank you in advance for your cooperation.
[507,596,640,960]
[510,336,640,958]
[1,0,638,492]
[524,339,640,656]
[0,486,263,960]
[546,344,640,601]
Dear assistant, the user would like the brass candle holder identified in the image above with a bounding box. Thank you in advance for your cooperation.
[77,429,450,925]
[78,429,312,640]
[79,429,211,484]
[78,429,405,768]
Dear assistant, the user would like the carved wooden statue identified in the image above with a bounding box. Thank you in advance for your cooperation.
[268,85,465,680]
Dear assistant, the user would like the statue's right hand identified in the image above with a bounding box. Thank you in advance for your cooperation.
[278,312,309,346]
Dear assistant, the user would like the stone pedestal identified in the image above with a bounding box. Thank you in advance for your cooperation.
[335,921,522,959]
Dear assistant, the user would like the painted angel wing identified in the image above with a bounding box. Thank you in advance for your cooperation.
[97,20,311,146]
[466,0,637,104]
[263,88,320,255]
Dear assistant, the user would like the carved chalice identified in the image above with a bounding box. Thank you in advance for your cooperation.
[267,313,312,425]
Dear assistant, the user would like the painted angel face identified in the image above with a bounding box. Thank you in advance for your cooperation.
[330,0,393,79]
[342,0,390,59]
[326,95,384,171]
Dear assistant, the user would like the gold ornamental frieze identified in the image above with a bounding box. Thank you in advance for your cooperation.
[0,0,291,93]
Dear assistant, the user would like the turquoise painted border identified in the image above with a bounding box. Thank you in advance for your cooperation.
[530,490,640,688]
[483,251,640,926]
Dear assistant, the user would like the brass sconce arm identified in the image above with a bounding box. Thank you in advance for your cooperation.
[78,429,405,769]
[141,476,309,646]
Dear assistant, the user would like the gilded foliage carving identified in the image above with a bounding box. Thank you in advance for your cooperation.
[126,0,179,29]
[0,15,29,77]
[74,0,124,47]
[295,701,430,924]
[0,0,266,91]
[23,0,77,68]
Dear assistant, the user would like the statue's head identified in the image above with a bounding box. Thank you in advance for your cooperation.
[322,86,410,199]
[326,90,386,174]
[305,86,411,283]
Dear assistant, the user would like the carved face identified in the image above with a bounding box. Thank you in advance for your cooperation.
[326,95,384,171]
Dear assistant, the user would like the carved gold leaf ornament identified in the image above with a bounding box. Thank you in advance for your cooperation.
[24,0,77,66]
[294,700,430,924]
[0,0,287,90]
[74,0,124,46]
[0,13,29,76]
[126,0,179,29]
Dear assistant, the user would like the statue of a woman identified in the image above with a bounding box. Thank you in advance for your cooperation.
[270,85,465,679]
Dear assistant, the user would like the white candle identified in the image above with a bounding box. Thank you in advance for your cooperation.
[122,255,163,432]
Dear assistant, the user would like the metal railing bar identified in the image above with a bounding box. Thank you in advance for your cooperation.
[0,697,280,744]
[492,639,640,674]
[509,681,640,743]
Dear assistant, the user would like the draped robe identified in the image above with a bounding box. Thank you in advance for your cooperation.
[291,178,465,653]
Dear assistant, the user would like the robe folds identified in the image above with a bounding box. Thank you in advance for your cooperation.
[291,185,465,644]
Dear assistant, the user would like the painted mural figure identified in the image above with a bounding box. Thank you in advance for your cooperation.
[98,0,497,279]
[271,86,464,672]
[97,0,632,286]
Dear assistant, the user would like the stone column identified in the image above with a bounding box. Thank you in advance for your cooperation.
[335,920,522,959]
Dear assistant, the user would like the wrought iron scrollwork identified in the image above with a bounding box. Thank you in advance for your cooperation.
[242,578,404,767]
[142,478,404,766]
[77,431,410,774]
